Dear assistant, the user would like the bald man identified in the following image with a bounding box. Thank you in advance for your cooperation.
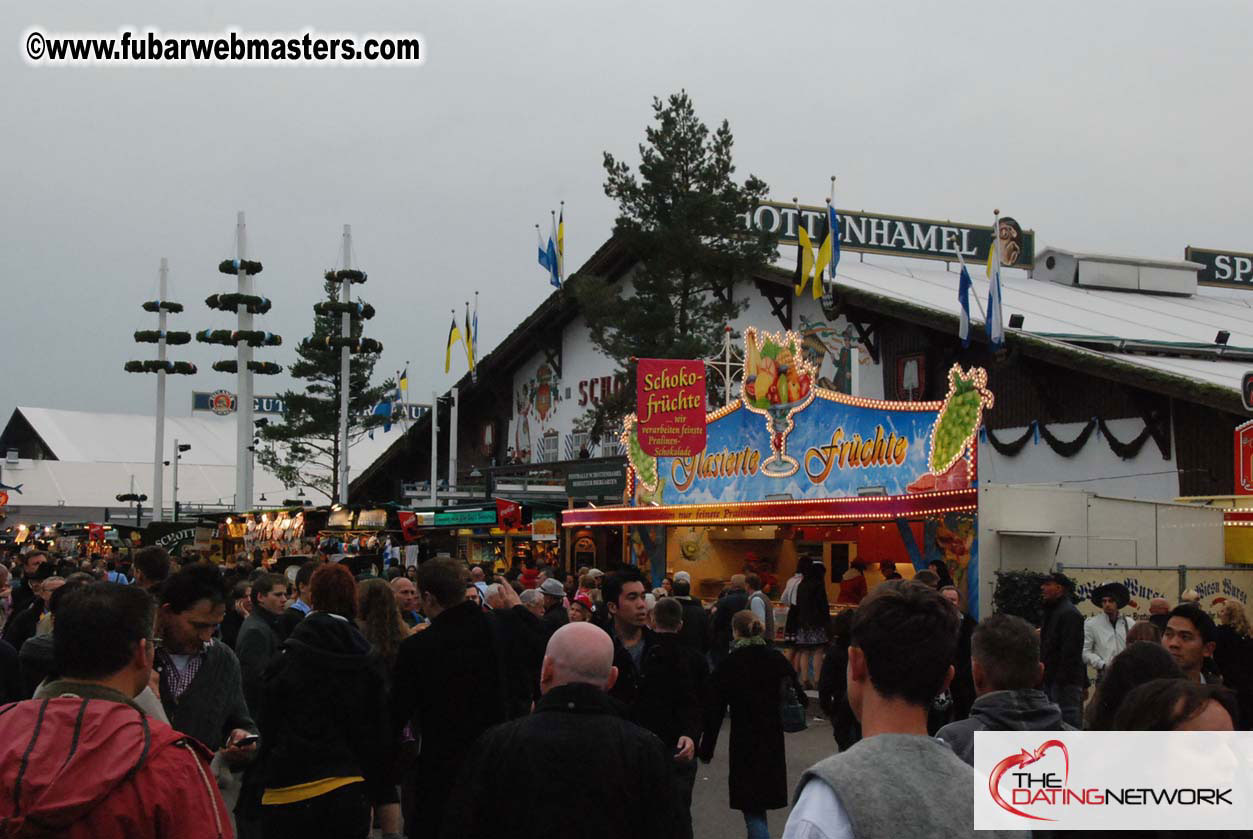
[443,623,684,839]
[1149,597,1171,633]
[390,576,423,627]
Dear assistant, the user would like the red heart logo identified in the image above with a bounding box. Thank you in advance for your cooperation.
[988,740,1069,821]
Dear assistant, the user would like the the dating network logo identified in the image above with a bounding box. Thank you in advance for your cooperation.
[975,731,1248,831]
[989,740,1070,821]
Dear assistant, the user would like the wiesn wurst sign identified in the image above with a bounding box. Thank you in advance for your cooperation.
[636,359,707,457]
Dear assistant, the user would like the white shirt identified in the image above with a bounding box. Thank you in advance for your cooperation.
[780,574,803,606]
[782,779,854,839]
[1082,612,1132,671]
[749,592,768,624]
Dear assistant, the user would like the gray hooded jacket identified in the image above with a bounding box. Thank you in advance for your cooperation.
[936,688,1074,766]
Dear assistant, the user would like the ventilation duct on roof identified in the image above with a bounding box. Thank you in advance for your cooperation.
[1034,248,1200,297]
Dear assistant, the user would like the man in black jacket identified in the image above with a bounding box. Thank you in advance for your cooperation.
[442,622,683,839]
[1039,571,1085,728]
[8,551,49,617]
[671,576,708,658]
[633,597,705,839]
[485,581,546,717]
[709,574,749,667]
[538,578,569,636]
[392,558,507,839]
[602,567,654,707]
[3,567,57,651]
[234,572,287,718]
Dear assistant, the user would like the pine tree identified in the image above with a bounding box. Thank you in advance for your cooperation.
[575,90,777,437]
[256,277,391,502]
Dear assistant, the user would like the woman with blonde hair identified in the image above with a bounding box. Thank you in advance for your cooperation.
[700,610,806,839]
[1214,600,1252,729]
[357,578,412,667]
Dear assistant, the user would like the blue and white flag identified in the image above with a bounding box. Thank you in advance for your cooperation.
[369,389,399,438]
[537,226,552,276]
[957,260,973,348]
[537,223,560,288]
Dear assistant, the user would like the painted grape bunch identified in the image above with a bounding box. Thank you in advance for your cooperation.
[628,425,658,490]
[929,367,993,473]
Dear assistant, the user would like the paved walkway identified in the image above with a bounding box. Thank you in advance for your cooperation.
[692,701,836,838]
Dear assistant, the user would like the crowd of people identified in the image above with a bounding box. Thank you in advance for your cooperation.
[0,546,1248,839]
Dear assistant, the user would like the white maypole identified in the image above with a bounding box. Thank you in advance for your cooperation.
[235,212,254,510]
[338,225,352,503]
[312,226,378,504]
[129,259,194,522]
[152,258,169,522]
[199,212,281,513]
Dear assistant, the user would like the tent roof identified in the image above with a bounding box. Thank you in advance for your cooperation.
[773,249,1253,409]
[2,406,406,508]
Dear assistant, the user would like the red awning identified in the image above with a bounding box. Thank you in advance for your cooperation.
[561,488,977,527]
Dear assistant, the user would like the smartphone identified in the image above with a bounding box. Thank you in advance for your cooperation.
[233,734,260,748]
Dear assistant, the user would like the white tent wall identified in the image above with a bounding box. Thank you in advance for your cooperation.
[977,483,1225,618]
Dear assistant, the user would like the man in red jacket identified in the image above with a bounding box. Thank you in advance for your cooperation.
[0,582,233,839]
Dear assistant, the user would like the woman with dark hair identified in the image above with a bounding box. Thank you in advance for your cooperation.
[1114,678,1239,731]
[258,563,392,839]
[793,559,830,689]
[1085,641,1183,731]
[700,610,807,839]
[928,559,955,590]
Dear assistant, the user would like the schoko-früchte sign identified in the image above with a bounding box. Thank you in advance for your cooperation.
[635,359,706,457]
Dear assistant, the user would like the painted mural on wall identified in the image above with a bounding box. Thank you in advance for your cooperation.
[510,362,564,463]
[624,329,993,506]
[797,314,878,397]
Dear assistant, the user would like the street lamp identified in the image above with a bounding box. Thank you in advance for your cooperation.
[115,492,149,527]
[172,441,191,522]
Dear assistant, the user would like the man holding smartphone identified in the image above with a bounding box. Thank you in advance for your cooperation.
[155,564,258,829]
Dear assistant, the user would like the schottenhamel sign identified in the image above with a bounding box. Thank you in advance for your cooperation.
[744,202,1034,268]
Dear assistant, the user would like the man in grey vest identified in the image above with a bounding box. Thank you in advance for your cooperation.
[745,572,775,644]
[782,581,1027,839]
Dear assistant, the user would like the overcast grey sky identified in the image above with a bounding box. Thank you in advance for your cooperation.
[3,0,1251,423]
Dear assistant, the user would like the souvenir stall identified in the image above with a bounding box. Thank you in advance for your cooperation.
[563,328,993,616]
[212,508,315,566]
[397,502,566,573]
[315,506,401,575]
[51,522,121,558]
